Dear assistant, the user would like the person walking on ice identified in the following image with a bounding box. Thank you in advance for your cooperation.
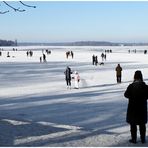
[73,71,80,89]
[124,70,148,144]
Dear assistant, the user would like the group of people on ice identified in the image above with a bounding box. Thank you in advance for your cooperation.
[63,48,148,145]
[26,50,33,57]
[92,55,98,65]
[40,53,47,63]
[39,49,52,63]
[92,52,107,66]
[64,66,80,89]
[64,63,122,89]
[64,65,148,145]
[66,51,74,59]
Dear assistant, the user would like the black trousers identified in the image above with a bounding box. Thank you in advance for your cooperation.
[130,124,146,142]
[66,79,71,86]
[117,76,121,83]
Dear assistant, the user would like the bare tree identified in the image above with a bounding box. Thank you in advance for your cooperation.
[0,1,36,14]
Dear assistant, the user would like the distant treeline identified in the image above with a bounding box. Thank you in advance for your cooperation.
[19,41,119,46]
[66,41,119,46]
[0,39,16,46]
[19,41,148,46]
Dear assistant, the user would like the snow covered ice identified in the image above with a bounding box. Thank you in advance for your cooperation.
[0,46,148,146]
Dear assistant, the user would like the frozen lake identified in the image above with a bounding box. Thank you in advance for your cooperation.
[0,46,148,146]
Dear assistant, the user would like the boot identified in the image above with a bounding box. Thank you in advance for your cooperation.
[129,139,137,144]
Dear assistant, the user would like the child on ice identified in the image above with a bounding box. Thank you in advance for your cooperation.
[73,71,80,89]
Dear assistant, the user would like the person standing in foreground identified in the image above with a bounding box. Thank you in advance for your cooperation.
[115,64,122,83]
[64,66,72,89]
[124,70,148,144]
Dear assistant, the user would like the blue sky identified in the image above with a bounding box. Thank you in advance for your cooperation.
[1,1,148,43]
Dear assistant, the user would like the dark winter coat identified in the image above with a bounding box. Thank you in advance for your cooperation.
[64,67,72,80]
[116,66,122,76]
[124,81,148,124]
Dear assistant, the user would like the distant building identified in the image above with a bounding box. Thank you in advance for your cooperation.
[0,39,15,46]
